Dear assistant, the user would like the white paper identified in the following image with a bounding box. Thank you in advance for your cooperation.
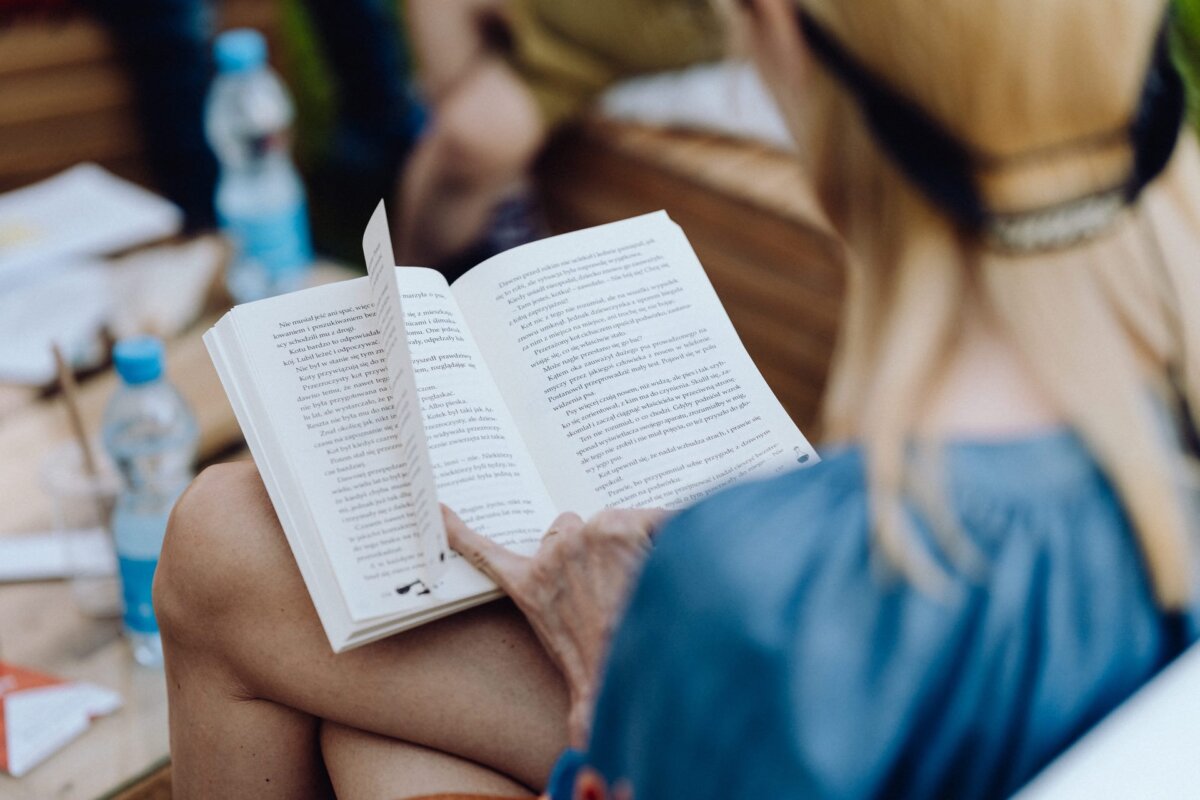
[205,209,818,650]
[362,202,447,588]
[0,164,182,285]
[1014,644,1200,799]
[600,60,795,152]
[452,211,818,517]
[208,270,557,645]
[0,529,115,583]
[0,261,111,384]
[2,682,122,777]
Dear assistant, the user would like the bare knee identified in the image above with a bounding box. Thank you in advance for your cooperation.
[155,461,279,646]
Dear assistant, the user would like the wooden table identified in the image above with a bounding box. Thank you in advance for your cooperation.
[0,263,353,800]
[0,122,844,794]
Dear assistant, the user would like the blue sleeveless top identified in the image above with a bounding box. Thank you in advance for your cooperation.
[554,431,1199,799]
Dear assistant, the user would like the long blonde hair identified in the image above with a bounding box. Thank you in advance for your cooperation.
[788,0,1200,607]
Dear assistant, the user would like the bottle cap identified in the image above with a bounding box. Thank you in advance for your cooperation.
[113,337,165,385]
[214,29,268,74]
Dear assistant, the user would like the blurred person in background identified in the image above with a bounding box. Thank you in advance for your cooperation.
[155,0,1200,799]
[397,0,724,276]
[78,0,421,234]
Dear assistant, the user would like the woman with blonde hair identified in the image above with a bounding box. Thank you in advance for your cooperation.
[155,0,1200,797]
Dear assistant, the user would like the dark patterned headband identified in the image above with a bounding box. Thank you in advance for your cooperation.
[795,7,1186,254]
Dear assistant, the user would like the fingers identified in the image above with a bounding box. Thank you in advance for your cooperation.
[588,508,670,541]
[444,504,669,586]
[629,507,670,537]
[549,511,585,533]
[538,508,670,555]
[538,512,585,554]
[441,505,529,591]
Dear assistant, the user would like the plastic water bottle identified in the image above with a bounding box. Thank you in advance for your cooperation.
[102,338,198,666]
[206,28,313,303]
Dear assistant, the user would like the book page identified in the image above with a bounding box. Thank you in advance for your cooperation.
[206,314,352,646]
[231,282,428,621]
[227,270,557,622]
[363,202,445,586]
[452,212,817,517]
[394,268,557,588]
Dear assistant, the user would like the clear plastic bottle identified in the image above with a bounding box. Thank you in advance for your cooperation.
[206,28,314,303]
[102,337,198,667]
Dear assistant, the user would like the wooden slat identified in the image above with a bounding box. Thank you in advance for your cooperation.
[107,765,172,800]
[755,366,825,430]
[541,128,845,297]
[0,61,132,127]
[730,306,834,373]
[0,107,143,178]
[580,120,835,241]
[0,1,283,192]
[538,122,847,431]
[695,231,844,330]
[544,195,835,426]
[0,0,281,80]
[220,0,281,34]
[0,19,115,77]
[0,155,153,194]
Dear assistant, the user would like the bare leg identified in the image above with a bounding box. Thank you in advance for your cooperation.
[155,462,569,799]
[321,722,531,799]
[398,0,545,265]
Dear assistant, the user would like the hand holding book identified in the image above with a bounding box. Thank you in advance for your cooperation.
[205,203,817,651]
[443,504,665,748]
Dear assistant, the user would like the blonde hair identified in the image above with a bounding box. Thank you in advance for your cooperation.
[788,0,1200,607]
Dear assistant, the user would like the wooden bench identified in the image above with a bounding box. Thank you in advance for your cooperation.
[0,6,847,430]
[0,1,279,193]
[539,121,845,433]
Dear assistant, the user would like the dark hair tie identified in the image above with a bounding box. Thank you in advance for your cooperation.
[795,7,1186,253]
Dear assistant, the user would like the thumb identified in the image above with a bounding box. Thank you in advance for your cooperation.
[441,505,529,592]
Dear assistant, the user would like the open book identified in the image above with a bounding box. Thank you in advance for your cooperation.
[205,204,817,652]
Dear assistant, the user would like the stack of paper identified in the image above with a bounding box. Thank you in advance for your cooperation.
[0,164,184,385]
[0,163,182,283]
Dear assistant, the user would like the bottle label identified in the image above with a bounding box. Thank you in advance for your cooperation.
[118,555,159,634]
[222,202,314,276]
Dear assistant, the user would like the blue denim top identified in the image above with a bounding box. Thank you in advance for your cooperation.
[554,430,1199,799]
